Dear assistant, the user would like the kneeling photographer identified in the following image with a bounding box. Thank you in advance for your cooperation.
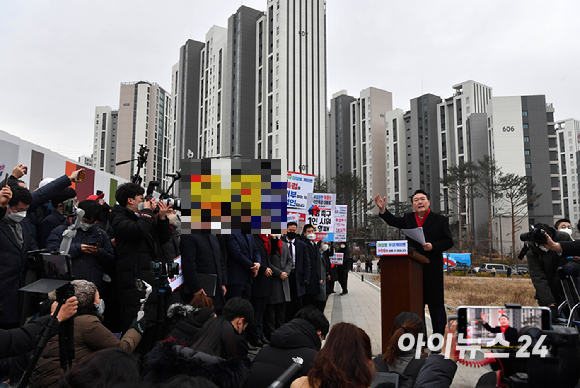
[520,224,577,318]
[109,183,172,354]
[29,280,144,388]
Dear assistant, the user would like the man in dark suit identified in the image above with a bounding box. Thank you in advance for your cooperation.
[223,234,261,301]
[374,189,454,335]
[282,222,310,321]
[480,313,519,346]
[299,224,322,307]
[0,185,37,329]
[180,234,228,314]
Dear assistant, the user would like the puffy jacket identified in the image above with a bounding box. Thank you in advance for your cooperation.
[245,318,321,388]
[29,309,141,388]
[143,338,251,388]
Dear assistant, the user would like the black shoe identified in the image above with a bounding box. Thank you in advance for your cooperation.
[260,336,270,345]
[339,291,348,296]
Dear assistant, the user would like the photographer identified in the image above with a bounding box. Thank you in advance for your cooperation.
[523,224,574,314]
[45,200,115,291]
[0,296,77,358]
[37,188,77,248]
[109,182,172,353]
[0,184,37,329]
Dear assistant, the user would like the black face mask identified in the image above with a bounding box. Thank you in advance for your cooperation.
[286,232,297,240]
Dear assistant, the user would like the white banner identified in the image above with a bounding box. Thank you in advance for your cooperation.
[306,193,335,242]
[287,171,315,209]
[330,252,344,265]
[168,256,184,291]
[376,241,408,256]
[334,205,348,242]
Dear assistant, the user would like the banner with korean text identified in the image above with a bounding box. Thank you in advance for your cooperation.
[376,241,408,256]
[334,205,348,242]
[306,193,335,242]
[287,171,315,210]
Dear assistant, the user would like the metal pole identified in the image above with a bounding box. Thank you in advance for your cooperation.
[499,215,503,264]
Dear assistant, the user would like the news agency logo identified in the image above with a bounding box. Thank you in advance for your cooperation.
[399,333,549,359]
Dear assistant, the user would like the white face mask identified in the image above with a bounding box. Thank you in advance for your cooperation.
[561,228,573,236]
[538,244,549,252]
[321,244,329,251]
[94,299,105,315]
[306,233,316,241]
[341,244,346,249]
[7,210,27,223]
[137,202,145,211]
[167,213,177,225]
[80,222,94,232]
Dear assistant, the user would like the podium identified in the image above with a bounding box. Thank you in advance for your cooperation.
[379,250,429,353]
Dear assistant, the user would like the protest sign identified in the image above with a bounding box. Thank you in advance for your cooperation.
[330,252,344,265]
[306,193,335,242]
[334,205,348,242]
[287,171,315,209]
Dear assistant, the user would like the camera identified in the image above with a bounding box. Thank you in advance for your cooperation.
[150,261,180,278]
[160,197,181,210]
[520,223,558,245]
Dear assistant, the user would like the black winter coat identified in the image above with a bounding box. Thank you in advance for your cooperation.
[0,217,37,325]
[109,205,171,331]
[245,318,321,388]
[0,315,57,358]
[143,339,251,388]
[37,210,67,249]
[165,304,215,346]
[299,236,322,295]
[45,223,115,290]
[379,209,454,305]
[252,235,273,298]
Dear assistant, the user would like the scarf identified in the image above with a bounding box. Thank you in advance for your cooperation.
[414,208,431,228]
[258,234,282,255]
[3,214,23,248]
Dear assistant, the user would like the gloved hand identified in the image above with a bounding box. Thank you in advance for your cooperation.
[558,265,579,279]
[301,280,310,287]
[549,305,559,324]
[131,318,145,336]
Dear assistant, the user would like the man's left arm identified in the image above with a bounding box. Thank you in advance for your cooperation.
[156,217,172,248]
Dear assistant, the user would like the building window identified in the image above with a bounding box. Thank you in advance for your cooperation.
[523,123,529,129]
[524,136,530,142]
[525,163,531,169]
[524,149,530,156]
[522,110,528,116]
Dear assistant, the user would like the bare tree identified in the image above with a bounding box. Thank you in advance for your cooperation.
[474,155,504,260]
[440,161,477,251]
[498,173,541,260]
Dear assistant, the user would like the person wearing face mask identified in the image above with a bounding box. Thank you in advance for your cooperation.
[36,187,77,248]
[45,200,115,291]
[526,223,576,318]
[298,224,322,307]
[0,184,37,329]
[282,222,310,322]
[335,242,351,296]
[109,182,172,353]
[555,218,574,240]
[29,280,143,388]
[313,242,332,312]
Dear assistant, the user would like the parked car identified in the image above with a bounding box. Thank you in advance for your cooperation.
[480,263,509,274]
[510,264,528,275]
[448,264,471,273]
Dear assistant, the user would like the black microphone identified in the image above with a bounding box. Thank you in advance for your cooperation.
[267,357,303,388]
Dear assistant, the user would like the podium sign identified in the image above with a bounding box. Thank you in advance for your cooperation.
[376,240,408,256]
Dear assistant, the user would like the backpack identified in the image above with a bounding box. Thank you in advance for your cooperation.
[372,356,426,388]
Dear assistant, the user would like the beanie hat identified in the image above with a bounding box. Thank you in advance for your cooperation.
[72,279,97,307]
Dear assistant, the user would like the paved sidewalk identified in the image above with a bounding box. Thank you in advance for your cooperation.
[323,271,491,388]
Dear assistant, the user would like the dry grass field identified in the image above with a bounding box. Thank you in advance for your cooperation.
[364,273,537,312]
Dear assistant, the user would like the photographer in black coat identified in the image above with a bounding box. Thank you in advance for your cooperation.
[522,224,575,317]
[109,183,172,353]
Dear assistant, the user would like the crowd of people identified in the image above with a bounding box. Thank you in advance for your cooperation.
[4,163,416,388]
